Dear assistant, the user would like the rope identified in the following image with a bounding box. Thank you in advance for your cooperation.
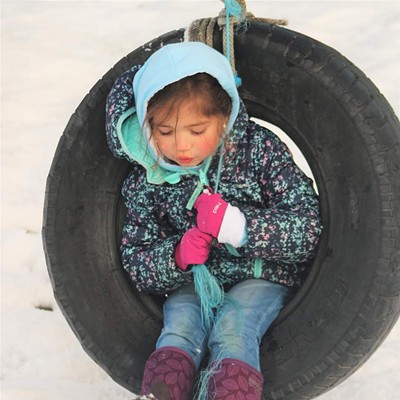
[188,0,288,83]
[186,0,289,339]
[187,4,288,395]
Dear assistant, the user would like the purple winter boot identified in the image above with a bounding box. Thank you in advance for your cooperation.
[140,346,196,400]
[207,358,264,400]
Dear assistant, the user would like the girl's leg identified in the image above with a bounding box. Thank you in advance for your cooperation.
[156,282,209,370]
[208,279,292,370]
[141,283,209,400]
[205,279,292,400]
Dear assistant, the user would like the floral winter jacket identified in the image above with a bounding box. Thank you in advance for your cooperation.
[106,65,323,295]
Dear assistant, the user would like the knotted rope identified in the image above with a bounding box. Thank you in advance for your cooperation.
[188,0,288,84]
[187,0,288,330]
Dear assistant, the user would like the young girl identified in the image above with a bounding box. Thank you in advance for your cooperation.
[106,42,322,400]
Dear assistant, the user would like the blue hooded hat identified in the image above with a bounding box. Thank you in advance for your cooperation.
[111,42,240,185]
[133,42,240,138]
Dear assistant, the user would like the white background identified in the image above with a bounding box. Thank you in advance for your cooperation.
[2,1,399,399]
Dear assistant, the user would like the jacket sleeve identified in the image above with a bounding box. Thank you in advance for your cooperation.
[105,65,141,160]
[237,134,323,263]
[120,167,192,294]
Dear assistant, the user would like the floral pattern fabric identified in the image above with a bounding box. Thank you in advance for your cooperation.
[106,66,323,295]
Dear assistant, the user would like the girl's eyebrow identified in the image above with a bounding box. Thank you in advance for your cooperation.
[186,121,209,128]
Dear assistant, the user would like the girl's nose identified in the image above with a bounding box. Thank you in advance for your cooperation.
[175,133,191,152]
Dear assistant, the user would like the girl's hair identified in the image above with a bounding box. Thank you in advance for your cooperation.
[146,73,232,132]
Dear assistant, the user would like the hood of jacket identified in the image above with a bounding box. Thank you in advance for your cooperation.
[107,42,241,185]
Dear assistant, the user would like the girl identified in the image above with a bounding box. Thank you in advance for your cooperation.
[106,42,322,400]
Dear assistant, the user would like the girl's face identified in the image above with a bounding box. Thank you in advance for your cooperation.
[152,99,226,167]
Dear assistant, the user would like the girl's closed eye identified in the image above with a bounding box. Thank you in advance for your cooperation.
[191,129,206,135]
[158,128,173,136]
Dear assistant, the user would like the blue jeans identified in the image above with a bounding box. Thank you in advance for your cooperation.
[156,279,292,371]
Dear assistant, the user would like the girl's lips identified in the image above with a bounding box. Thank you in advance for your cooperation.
[177,157,194,164]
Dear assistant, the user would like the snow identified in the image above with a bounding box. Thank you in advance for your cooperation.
[1,1,399,399]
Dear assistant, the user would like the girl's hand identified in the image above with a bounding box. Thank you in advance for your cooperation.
[175,227,213,271]
[194,192,229,238]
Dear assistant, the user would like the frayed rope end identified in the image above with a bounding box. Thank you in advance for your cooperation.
[192,264,224,330]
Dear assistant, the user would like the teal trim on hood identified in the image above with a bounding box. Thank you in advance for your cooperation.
[117,107,214,185]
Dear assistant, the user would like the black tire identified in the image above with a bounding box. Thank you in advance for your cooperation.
[42,23,400,399]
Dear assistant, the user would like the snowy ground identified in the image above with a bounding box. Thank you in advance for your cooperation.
[1,1,399,399]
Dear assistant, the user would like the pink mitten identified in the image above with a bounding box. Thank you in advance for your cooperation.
[194,192,229,238]
[175,227,213,271]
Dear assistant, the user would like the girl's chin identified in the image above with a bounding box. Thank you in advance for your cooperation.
[176,157,203,167]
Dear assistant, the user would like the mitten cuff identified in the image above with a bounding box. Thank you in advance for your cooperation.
[218,204,247,248]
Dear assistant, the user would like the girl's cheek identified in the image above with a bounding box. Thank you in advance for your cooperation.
[201,137,219,153]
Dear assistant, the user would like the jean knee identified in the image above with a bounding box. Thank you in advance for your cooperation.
[208,279,292,369]
[156,284,208,369]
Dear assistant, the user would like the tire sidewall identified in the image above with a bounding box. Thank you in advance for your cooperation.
[43,24,400,398]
